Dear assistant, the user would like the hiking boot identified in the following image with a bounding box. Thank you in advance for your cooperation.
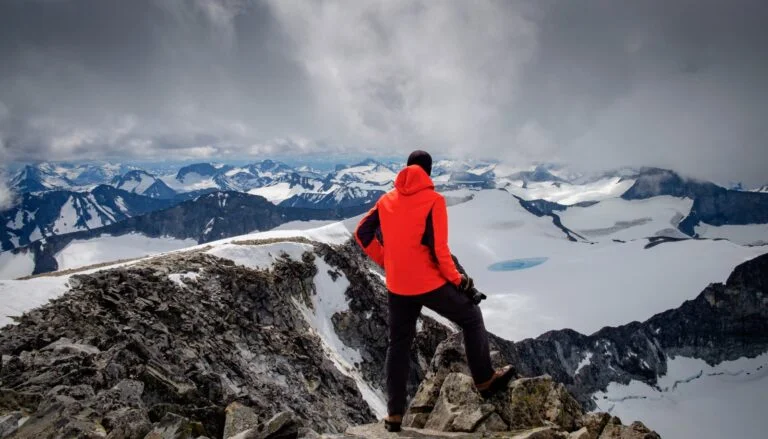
[476,365,516,398]
[384,415,402,432]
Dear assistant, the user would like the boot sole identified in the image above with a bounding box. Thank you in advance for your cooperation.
[479,367,517,398]
[384,420,402,432]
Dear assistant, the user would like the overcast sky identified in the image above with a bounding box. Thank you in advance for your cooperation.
[0,0,766,186]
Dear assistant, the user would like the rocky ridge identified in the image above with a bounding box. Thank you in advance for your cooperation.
[0,240,448,438]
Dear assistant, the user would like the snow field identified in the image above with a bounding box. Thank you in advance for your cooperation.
[593,353,768,439]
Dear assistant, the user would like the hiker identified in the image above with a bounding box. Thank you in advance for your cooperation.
[354,150,515,432]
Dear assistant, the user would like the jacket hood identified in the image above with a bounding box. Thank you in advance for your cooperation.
[395,165,434,195]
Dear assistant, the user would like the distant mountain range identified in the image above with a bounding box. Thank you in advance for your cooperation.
[15,191,368,275]
[0,185,176,251]
[2,159,767,277]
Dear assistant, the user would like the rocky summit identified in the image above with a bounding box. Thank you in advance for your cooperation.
[0,240,448,438]
[4,236,764,438]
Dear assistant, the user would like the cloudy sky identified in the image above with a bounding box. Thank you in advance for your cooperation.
[0,0,766,186]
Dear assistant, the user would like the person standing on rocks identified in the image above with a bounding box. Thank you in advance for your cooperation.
[355,150,515,432]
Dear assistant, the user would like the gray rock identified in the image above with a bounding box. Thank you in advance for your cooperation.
[103,407,152,439]
[568,427,592,439]
[580,413,611,438]
[510,427,569,439]
[42,337,101,356]
[598,420,660,439]
[233,411,301,439]
[423,373,494,433]
[143,412,206,439]
[474,412,507,432]
[496,376,583,432]
[11,401,106,439]
[224,402,261,439]
[0,411,24,438]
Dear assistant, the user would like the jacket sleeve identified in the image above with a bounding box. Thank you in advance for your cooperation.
[431,196,462,285]
[354,205,385,268]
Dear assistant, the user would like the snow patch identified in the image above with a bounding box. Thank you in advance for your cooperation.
[292,257,387,417]
[575,352,593,375]
[55,233,197,272]
[0,277,72,327]
[0,250,35,280]
[168,272,201,288]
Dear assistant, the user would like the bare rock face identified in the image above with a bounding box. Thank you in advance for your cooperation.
[401,334,661,439]
[224,403,261,439]
[422,373,497,432]
[493,376,583,432]
[597,418,660,439]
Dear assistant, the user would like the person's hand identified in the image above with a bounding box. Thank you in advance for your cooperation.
[458,274,474,292]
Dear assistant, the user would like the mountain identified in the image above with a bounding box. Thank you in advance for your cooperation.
[275,160,393,210]
[0,233,451,436]
[111,170,176,199]
[11,191,367,276]
[9,162,130,194]
[753,185,768,193]
[9,164,73,193]
[619,168,768,238]
[0,185,177,251]
[175,162,229,181]
[1,222,761,437]
[621,167,723,200]
[248,172,325,204]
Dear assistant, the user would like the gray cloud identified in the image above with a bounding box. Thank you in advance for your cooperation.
[1,0,766,186]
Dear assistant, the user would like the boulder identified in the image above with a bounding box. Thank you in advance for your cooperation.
[224,402,261,438]
[232,411,301,439]
[10,400,106,439]
[103,407,152,439]
[495,376,584,432]
[423,373,497,432]
[143,412,206,439]
[510,427,569,439]
[598,419,660,439]
[580,413,611,438]
[0,411,24,437]
[568,427,592,439]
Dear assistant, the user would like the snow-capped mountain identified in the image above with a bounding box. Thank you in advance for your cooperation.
[10,164,74,193]
[754,184,768,193]
[111,170,176,199]
[0,185,176,251]
[9,162,130,193]
[273,160,395,210]
[1,191,358,277]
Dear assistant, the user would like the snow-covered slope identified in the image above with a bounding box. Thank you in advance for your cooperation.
[55,233,197,272]
[111,170,176,199]
[500,176,636,205]
[594,353,768,438]
[441,190,767,340]
[694,222,768,246]
[558,196,693,242]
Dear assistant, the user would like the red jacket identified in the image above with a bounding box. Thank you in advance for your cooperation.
[355,165,462,295]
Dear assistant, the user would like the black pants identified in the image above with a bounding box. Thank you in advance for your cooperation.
[385,282,494,416]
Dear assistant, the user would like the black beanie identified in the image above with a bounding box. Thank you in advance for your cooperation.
[407,150,432,176]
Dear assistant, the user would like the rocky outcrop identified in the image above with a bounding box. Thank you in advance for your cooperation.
[398,368,658,439]
[0,241,448,437]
